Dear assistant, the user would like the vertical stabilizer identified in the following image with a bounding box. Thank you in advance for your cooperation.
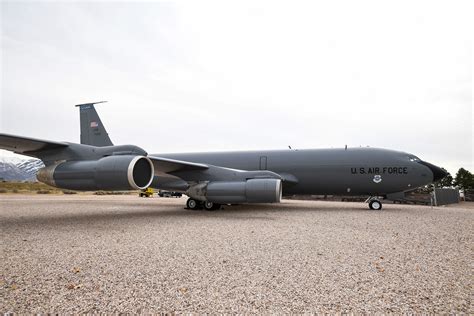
[75,101,113,147]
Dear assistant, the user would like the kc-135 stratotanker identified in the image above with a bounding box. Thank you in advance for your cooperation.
[0,102,447,210]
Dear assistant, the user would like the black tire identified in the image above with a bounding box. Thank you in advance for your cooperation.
[186,198,199,210]
[369,200,383,210]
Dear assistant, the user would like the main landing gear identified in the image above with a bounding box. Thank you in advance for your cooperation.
[186,198,199,209]
[366,197,383,210]
[186,198,221,211]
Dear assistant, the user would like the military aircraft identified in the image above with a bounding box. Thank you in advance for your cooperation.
[0,102,447,210]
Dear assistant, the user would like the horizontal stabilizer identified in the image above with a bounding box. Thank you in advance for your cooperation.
[0,133,68,155]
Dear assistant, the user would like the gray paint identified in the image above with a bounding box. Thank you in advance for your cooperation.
[203,179,282,204]
[433,188,460,206]
[152,148,438,196]
[36,155,154,191]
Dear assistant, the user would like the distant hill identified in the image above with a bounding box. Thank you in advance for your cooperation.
[0,157,45,181]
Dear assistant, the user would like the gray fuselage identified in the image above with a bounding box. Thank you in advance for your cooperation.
[153,147,437,196]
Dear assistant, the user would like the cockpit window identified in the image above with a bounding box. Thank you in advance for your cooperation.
[408,155,420,162]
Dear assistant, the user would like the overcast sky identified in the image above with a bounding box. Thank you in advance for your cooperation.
[1,1,472,175]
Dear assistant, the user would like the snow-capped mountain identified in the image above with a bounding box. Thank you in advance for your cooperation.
[0,157,45,181]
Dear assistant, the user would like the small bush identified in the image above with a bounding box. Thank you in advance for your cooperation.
[0,189,7,193]
[36,190,51,194]
[62,190,78,195]
[12,189,19,193]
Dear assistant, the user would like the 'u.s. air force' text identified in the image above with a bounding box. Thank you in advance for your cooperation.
[351,167,408,174]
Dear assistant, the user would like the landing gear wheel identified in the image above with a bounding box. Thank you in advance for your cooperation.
[203,201,220,211]
[186,198,199,210]
[369,199,382,210]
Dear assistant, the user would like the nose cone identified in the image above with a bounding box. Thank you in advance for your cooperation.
[419,161,448,182]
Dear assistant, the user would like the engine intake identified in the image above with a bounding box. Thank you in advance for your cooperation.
[187,178,282,204]
[37,155,154,191]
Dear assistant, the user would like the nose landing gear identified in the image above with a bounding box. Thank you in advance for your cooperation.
[366,197,383,210]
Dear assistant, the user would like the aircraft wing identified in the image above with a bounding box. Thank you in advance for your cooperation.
[148,155,282,183]
[0,133,69,155]
[148,156,209,174]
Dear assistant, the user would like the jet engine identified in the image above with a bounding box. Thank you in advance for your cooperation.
[37,155,154,191]
[186,178,282,204]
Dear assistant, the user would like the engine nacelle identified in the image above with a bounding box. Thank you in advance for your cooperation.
[187,178,282,204]
[37,155,154,191]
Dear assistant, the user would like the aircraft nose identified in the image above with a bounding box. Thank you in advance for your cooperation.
[419,161,448,182]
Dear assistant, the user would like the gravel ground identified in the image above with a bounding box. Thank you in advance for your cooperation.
[0,195,472,313]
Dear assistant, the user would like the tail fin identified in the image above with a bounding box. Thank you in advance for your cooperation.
[75,101,113,147]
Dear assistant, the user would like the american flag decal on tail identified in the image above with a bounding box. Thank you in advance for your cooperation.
[90,121,99,128]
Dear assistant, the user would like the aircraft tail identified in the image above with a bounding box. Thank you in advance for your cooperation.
[75,101,113,147]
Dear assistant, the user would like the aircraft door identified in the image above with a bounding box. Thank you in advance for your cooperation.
[259,156,267,170]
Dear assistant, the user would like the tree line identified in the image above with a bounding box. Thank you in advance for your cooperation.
[435,168,474,190]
